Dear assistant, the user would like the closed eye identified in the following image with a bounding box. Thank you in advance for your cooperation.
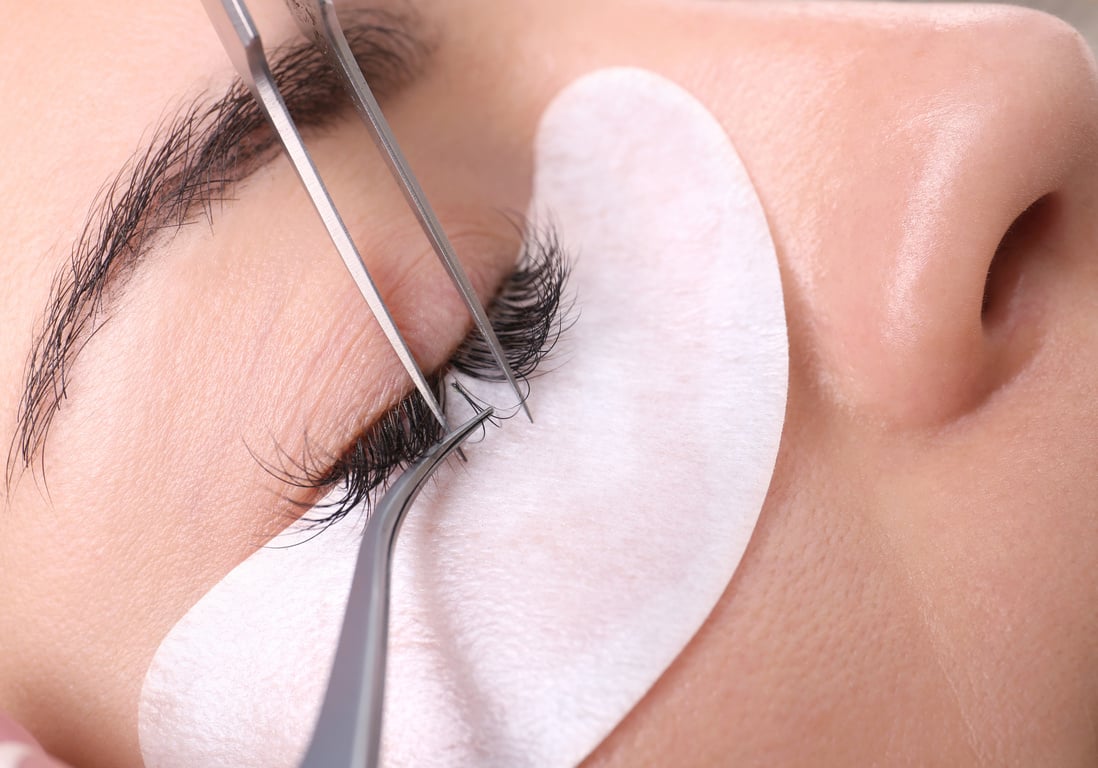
[261,221,574,531]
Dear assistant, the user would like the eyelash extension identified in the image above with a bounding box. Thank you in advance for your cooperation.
[451,225,572,383]
[269,223,574,531]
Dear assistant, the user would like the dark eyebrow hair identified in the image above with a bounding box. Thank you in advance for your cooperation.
[8,8,430,482]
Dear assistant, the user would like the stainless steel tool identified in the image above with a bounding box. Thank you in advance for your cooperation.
[201,0,530,430]
[298,408,493,768]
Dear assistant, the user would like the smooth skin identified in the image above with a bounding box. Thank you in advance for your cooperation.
[1,1,1097,766]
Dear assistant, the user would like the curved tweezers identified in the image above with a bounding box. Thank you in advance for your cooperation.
[298,407,493,768]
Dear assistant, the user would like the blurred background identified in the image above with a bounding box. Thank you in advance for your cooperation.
[898,0,1098,51]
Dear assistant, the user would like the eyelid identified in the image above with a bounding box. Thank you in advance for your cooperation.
[259,222,574,531]
[11,13,429,484]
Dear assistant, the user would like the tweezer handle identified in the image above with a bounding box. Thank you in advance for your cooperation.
[285,0,533,423]
[298,408,492,768]
[201,0,452,431]
[203,0,264,82]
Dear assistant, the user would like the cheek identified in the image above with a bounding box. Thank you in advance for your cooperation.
[138,68,788,768]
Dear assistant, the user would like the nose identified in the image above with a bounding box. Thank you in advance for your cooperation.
[785,6,1098,426]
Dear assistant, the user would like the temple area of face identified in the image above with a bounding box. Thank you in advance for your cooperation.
[10,7,435,480]
[0,122,525,749]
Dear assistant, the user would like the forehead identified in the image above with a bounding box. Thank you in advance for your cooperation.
[0,2,322,409]
[0,3,305,252]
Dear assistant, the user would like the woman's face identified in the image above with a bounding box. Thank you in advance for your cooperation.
[2,1,1097,765]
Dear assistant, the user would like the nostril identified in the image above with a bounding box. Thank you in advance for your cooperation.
[981,193,1059,329]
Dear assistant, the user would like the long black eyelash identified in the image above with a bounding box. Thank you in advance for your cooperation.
[451,225,572,382]
[270,223,574,530]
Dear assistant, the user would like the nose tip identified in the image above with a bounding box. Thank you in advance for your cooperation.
[820,7,1098,426]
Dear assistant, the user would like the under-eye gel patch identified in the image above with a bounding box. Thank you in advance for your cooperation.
[0,743,34,768]
[139,67,788,767]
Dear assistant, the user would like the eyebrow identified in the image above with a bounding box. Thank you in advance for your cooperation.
[9,8,430,480]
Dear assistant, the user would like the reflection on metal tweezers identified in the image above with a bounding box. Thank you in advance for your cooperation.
[201,0,531,431]
[298,407,493,768]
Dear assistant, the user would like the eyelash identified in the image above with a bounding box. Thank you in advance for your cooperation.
[269,223,574,530]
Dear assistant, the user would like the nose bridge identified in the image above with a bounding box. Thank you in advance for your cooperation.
[818,8,1098,426]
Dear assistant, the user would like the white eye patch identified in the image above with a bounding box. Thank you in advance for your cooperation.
[138,67,788,768]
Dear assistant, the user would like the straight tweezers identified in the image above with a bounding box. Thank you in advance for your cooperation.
[201,0,531,429]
